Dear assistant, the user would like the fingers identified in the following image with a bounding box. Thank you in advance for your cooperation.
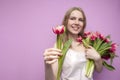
[46,59,57,64]
[85,48,100,60]
[44,55,60,61]
[44,51,62,57]
[85,48,90,55]
[44,48,62,56]
[85,49,88,58]
[43,48,62,64]
[85,48,94,59]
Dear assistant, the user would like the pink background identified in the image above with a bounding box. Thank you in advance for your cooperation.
[0,0,120,80]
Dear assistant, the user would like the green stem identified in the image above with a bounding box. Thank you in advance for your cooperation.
[85,60,94,78]
[57,35,61,49]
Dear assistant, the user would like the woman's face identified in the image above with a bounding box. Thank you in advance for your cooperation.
[67,10,84,36]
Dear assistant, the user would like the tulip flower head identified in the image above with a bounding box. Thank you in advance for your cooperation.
[52,25,65,34]
[109,43,117,52]
[76,36,83,43]
[52,25,65,49]
[90,34,97,41]
[83,31,91,38]
[102,54,111,60]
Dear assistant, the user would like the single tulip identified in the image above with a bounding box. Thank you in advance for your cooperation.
[52,25,72,80]
[90,34,97,41]
[102,54,110,60]
[99,34,105,40]
[76,36,83,43]
[52,25,65,49]
[52,25,65,34]
[83,32,91,38]
[109,43,117,52]
[111,43,117,48]
[104,38,110,43]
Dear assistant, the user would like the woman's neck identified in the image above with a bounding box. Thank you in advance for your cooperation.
[67,34,85,52]
[68,34,78,42]
[68,34,80,47]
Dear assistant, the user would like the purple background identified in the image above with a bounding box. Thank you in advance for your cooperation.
[0,0,120,80]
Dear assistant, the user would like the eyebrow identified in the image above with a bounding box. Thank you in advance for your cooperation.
[69,16,84,19]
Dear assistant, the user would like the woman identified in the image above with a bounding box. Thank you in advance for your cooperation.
[43,7,103,80]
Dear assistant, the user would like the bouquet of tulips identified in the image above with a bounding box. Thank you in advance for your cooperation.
[77,31,118,78]
[53,25,72,80]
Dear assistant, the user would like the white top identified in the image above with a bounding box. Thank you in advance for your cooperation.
[61,49,93,80]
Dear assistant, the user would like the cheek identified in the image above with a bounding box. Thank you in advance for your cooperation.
[66,23,72,32]
[80,21,84,26]
[67,20,72,25]
[67,21,72,28]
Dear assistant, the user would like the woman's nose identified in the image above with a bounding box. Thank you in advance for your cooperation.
[75,20,79,24]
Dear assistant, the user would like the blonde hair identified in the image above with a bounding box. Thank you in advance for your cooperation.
[62,7,86,42]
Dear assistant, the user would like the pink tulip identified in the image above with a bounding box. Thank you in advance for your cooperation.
[95,32,105,40]
[95,31,100,37]
[90,34,97,41]
[104,38,110,43]
[99,34,105,40]
[109,48,116,52]
[52,25,65,34]
[102,54,110,60]
[83,31,91,37]
[76,36,83,43]
[111,43,117,48]
[109,43,117,52]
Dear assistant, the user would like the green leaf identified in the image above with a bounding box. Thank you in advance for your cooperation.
[85,37,90,43]
[106,35,111,39]
[98,42,111,51]
[57,39,72,80]
[82,39,90,48]
[85,60,95,78]
[110,53,119,64]
[103,61,115,70]
[98,47,111,55]
[95,38,104,50]
[110,53,114,64]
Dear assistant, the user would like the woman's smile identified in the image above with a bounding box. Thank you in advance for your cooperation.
[71,25,80,31]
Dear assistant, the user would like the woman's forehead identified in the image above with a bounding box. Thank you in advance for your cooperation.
[70,10,83,18]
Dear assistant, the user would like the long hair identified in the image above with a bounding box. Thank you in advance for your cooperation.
[62,7,87,42]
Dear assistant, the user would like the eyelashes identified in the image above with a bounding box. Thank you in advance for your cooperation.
[69,17,84,22]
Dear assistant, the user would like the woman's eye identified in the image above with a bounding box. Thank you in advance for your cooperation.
[79,18,84,22]
[69,17,84,22]
[70,17,76,20]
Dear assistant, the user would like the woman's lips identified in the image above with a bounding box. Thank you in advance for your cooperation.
[72,25,80,31]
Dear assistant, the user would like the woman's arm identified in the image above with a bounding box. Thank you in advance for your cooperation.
[94,55,103,72]
[43,48,62,80]
[45,62,58,80]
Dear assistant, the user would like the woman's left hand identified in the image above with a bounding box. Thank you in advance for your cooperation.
[85,46,101,61]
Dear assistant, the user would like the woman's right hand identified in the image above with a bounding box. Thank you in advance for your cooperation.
[43,48,62,64]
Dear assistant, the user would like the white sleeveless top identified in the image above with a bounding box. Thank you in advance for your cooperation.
[61,49,93,80]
